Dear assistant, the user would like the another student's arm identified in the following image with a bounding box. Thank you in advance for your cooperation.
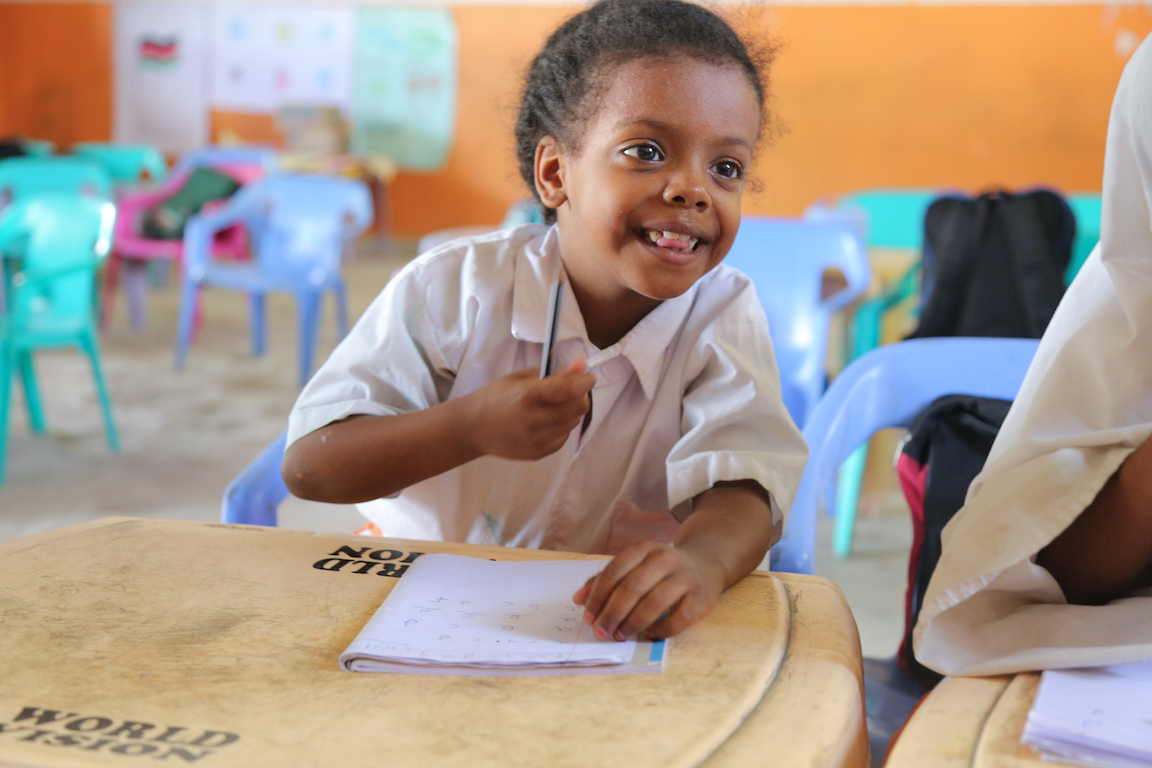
[1036,436,1152,605]
[573,480,773,641]
[283,359,595,503]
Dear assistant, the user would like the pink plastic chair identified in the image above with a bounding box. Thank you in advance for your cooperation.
[100,145,278,329]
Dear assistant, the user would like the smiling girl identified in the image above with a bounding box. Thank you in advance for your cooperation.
[282,0,807,642]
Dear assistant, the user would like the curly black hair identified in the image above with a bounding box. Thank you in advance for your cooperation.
[514,0,773,223]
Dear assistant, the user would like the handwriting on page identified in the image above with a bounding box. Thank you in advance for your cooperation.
[343,554,635,667]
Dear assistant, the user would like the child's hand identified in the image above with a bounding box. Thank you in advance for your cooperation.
[573,536,725,642]
[465,358,595,460]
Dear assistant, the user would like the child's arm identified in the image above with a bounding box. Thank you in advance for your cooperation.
[573,479,773,641]
[282,359,595,503]
[1036,436,1152,605]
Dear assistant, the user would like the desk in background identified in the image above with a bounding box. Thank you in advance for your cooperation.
[885,674,1084,768]
[0,518,867,768]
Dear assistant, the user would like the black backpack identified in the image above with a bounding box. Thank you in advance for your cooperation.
[909,189,1074,339]
[895,394,1012,688]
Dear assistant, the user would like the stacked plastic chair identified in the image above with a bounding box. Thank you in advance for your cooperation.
[0,157,113,206]
[176,173,373,387]
[0,194,119,484]
[102,145,279,330]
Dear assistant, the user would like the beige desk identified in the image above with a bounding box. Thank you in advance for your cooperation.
[0,518,866,768]
[885,673,1084,768]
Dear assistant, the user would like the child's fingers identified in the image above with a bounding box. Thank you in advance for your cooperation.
[577,544,653,621]
[607,574,687,640]
[645,592,712,641]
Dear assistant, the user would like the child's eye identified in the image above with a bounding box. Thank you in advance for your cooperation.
[623,144,663,162]
[712,160,744,180]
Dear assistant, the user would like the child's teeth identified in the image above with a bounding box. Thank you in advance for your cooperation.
[647,230,660,242]
[663,231,682,241]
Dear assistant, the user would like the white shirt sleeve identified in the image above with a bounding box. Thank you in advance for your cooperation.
[286,259,461,450]
[665,273,808,533]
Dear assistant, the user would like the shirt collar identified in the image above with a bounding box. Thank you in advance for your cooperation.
[511,224,700,400]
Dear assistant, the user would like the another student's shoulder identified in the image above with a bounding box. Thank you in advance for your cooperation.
[395,224,550,293]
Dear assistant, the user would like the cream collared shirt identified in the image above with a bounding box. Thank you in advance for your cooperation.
[287,224,806,554]
[913,35,1152,676]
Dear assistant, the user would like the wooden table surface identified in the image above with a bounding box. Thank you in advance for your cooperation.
[0,518,866,768]
[885,673,1084,768]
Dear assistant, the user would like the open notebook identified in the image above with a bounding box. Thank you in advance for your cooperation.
[1022,661,1152,768]
[339,553,666,676]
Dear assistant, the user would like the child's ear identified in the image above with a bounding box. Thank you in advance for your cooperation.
[534,136,567,210]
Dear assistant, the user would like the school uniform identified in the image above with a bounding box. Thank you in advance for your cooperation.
[287,224,806,555]
[913,35,1152,676]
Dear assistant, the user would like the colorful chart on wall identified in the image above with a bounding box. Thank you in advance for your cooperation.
[353,9,458,171]
[113,3,209,153]
[210,4,355,114]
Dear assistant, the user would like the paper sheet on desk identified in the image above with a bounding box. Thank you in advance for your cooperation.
[1022,661,1152,768]
[339,553,666,675]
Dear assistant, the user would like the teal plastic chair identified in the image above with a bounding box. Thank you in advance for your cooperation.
[1066,192,1102,284]
[72,142,168,188]
[0,194,119,484]
[0,157,112,205]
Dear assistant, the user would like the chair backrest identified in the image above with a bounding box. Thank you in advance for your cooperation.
[0,157,112,202]
[216,174,372,281]
[72,142,168,186]
[806,189,940,251]
[724,216,870,427]
[0,193,116,328]
[222,431,289,526]
[770,336,1040,574]
[170,145,279,183]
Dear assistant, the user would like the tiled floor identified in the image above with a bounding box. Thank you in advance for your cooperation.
[0,240,915,659]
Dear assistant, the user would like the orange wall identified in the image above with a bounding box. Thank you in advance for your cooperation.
[2,3,1150,236]
[0,2,112,148]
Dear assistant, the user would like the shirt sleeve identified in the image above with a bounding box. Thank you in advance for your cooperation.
[665,274,809,535]
[285,258,460,450]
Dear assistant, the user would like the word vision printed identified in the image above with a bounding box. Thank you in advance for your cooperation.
[313,545,424,577]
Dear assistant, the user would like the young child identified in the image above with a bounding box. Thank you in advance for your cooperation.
[913,34,1152,676]
[282,0,806,644]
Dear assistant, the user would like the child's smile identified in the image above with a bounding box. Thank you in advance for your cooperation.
[534,54,762,349]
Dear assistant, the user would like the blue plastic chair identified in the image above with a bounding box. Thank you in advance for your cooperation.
[771,336,1038,764]
[223,431,289,526]
[0,194,119,484]
[772,337,1039,575]
[724,216,871,428]
[177,173,373,386]
[0,157,112,204]
[72,142,168,188]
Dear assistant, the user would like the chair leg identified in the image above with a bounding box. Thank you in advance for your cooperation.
[15,350,45,434]
[0,343,12,485]
[833,445,869,559]
[123,258,150,330]
[80,329,120,452]
[99,251,122,329]
[335,280,349,341]
[175,281,199,372]
[248,292,267,357]
[296,291,321,387]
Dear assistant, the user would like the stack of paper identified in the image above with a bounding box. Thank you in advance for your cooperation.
[1022,661,1152,768]
[339,553,665,676]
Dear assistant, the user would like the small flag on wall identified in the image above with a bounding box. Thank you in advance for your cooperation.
[113,3,209,153]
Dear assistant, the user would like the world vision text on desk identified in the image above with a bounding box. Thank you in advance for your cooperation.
[0,518,867,768]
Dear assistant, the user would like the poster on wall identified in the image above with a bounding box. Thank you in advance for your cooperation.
[113,3,209,154]
[353,8,457,171]
[211,4,354,115]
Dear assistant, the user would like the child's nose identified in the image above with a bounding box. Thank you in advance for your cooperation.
[662,167,711,210]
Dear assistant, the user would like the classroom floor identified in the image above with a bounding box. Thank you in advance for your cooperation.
[0,239,913,660]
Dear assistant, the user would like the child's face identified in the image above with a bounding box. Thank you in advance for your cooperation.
[538,54,761,317]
